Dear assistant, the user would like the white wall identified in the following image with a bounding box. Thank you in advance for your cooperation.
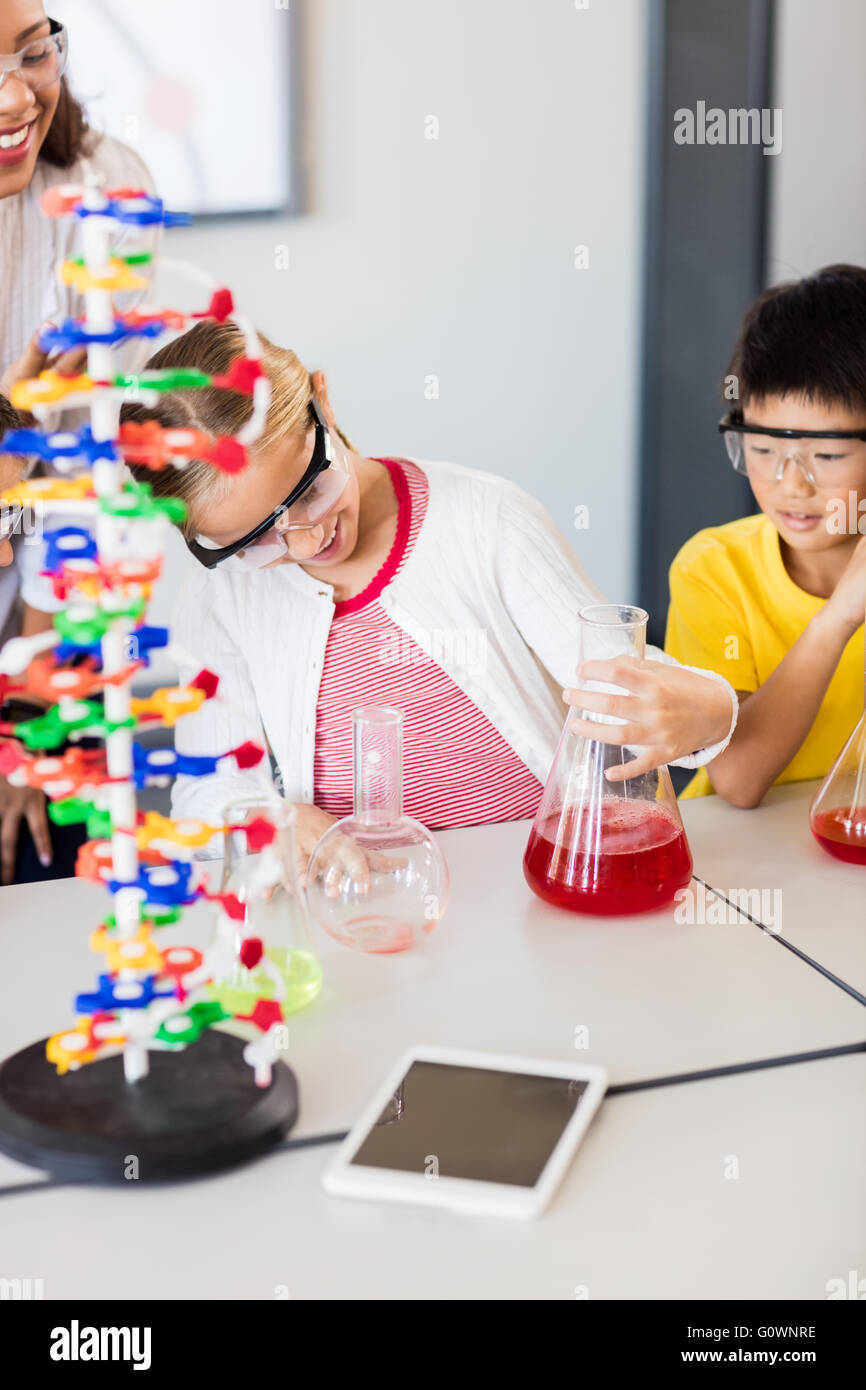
[769,0,866,280]
[145,0,648,632]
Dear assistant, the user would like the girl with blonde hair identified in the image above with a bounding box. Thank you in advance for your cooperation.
[124,321,737,868]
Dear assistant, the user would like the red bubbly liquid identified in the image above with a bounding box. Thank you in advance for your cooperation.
[523,800,693,916]
[810,807,866,865]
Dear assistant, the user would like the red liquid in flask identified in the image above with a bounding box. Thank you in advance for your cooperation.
[810,807,866,865]
[523,800,693,916]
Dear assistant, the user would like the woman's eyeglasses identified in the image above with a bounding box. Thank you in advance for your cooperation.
[0,504,24,543]
[719,412,866,489]
[187,395,351,571]
[0,19,68,93]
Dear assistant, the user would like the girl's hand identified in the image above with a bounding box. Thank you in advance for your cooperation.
[229,802,407,896]
[294,802,407,897]
[291,802,340,885]
[819,535,866,639]
[222,801,337,895]
[0,776,51,884]
[563,656,734,781]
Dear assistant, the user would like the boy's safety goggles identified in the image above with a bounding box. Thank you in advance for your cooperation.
[187,395,351,571]
[719,412,866,488]
[0,18,68,93]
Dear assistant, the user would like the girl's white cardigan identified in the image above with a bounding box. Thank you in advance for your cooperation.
[169,458,736,821]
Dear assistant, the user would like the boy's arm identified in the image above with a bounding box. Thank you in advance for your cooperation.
[706,622,848,806]
[705,537,866,807]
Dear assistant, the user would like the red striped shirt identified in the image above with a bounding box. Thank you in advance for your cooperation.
[313,458,543,828]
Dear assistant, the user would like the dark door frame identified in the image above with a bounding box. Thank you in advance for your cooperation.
[638,0,776,645]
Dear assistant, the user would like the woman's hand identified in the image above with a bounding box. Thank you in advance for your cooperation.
[563,656,734,781]
[0,324,88,406]
[0,776,51,884]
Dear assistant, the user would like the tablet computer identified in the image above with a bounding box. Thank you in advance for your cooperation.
[322,1045,607,1219]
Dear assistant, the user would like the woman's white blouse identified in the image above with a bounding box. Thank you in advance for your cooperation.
[167,458,738,823]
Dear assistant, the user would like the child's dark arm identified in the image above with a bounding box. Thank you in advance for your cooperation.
[20,602,55,637]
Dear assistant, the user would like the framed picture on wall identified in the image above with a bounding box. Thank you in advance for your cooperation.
[51,0,295,216]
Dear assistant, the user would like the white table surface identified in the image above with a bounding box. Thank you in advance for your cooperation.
[0,783,863,1299]
[0,1054,861,1301]
[681,780,866,997]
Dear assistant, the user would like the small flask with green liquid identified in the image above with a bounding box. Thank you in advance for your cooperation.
[208,797,323,1022]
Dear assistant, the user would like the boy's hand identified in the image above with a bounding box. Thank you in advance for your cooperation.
[563,656,734,780]
[819,535,866,638]
[0,777,52,883]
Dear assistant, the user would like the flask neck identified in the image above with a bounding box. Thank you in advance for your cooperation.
[352,708,404,825]
[577,604,647,664]
[574,605,648,729]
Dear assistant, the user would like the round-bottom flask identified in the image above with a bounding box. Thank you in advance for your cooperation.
[306,706,450,952]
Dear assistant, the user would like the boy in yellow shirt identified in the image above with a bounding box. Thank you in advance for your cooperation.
[665,264,866,805]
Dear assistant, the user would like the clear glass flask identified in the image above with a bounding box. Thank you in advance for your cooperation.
[810,681,866,864]
[305,706,450,953]
[523,604,693,915]
[208,798,323,1015]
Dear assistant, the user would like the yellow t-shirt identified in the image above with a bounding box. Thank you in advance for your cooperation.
[665,513,864,798]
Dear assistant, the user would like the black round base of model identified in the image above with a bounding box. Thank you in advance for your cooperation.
[0,1029,298,1183]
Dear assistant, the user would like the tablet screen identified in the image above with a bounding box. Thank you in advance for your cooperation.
[349,1061,589,1187]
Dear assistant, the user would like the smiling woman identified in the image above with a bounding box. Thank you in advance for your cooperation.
[0,1,153,644]
[0,1,152,353]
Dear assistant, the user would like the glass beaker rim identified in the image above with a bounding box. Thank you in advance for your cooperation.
[578,603,648,629]
[351,705,404,727]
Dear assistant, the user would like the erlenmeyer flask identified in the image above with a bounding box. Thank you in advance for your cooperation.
[523,604,693,915]
[306,706,450,953]
[209,798,323,1016]
[810,702,866,865]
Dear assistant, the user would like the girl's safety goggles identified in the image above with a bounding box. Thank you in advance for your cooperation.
[187,395,351,571]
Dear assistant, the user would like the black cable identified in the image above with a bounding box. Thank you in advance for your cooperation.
[692,875,866,1008]
[1,1042,862,1197]
[605,1040,866,1095]
[274,1129,349,1152]
[0,1177,84,1199]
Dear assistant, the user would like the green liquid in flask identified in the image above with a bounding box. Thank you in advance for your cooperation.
[207,947,323,1016]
